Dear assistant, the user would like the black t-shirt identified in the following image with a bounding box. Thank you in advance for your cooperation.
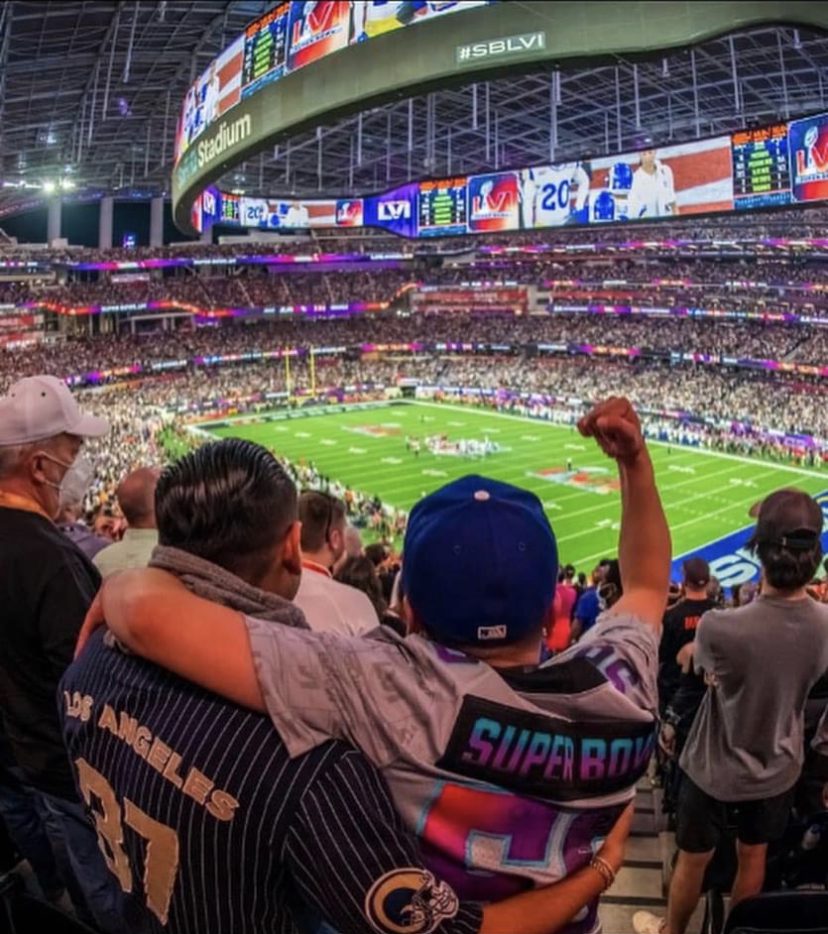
[658,597,716,709]
[0,506,100,797]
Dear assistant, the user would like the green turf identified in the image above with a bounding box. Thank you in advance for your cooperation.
[204,400,828,570]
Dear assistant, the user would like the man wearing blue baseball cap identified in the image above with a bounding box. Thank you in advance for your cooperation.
[401,473,558,654]
[80,396,671,934]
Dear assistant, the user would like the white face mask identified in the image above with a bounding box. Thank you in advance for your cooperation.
[40,452,95,508]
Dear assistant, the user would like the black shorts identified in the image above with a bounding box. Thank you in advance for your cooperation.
[676,774,795,852]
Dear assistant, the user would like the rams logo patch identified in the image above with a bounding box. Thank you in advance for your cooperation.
[365,868,460,933]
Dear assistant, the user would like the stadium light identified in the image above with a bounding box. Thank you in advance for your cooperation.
[42,180,56,194]
[60,178,75,190]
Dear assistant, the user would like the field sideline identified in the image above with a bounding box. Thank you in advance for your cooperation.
[205,400,827,571]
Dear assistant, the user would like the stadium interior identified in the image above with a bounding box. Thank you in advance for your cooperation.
[1,3,828,934]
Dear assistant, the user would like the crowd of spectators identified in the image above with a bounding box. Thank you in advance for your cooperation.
[2,205,828,934]
[3,309,828,386]
[3,202,828,265]
[18,347,815,535]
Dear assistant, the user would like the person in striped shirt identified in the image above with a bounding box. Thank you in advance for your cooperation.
[65,438,631,934]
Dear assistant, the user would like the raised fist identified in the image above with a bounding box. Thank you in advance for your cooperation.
[578,397,644,466]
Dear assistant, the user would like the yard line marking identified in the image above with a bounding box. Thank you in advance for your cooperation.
[565,467,794,557]
[347,446,367,454]
[412,401,828,479]
[381,457,403,465]
[528,459,746,525]
[319,439,337,446]
[553,461,764,538]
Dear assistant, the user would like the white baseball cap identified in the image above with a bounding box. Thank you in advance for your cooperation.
[0,375,110,445]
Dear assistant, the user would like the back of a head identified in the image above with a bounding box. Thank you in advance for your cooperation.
[365,542,388,568]
[682,556,711,594]
[117,467,161,528]
[335,555,386,618]
[748,489,824,593]
[298,490,346,554]
[155,439,297,582]
[598,558,623,608]
[402,475,557,655]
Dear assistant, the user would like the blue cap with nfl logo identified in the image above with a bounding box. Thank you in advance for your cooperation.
[402,475,558,646]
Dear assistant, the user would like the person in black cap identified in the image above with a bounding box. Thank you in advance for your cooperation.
[656,557,719,816]
[657,557,716,715]
[635,488,828,934]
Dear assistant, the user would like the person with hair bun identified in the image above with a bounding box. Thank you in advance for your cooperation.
[636,488,828,934]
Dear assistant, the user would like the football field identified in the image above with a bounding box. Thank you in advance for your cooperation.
[204,401,828,574]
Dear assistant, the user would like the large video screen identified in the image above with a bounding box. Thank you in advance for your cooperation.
[175,2,492,162]
[731,124,790,210]
[789,111,828,203]
[197,108,828,237]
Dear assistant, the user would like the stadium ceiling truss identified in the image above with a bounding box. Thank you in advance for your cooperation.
[2,1,828,213]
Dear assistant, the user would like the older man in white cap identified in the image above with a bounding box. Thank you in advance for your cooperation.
[0,375,126,932]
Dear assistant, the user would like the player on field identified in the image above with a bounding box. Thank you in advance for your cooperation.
[64,440,630,934]
[520,163,591,228]
[79,397,670,934]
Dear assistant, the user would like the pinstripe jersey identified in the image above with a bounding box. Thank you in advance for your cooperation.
[59,630,483,934]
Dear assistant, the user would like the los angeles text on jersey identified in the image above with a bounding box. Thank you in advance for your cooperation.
[64,691,239,821]
[439,696,656,801]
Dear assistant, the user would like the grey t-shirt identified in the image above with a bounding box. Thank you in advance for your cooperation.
[680,595,828,801]
[245,612,659,934]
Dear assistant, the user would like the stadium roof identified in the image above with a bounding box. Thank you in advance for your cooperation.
[1,2,828,212]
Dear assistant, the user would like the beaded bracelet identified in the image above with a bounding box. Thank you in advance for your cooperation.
[589,855,617,891]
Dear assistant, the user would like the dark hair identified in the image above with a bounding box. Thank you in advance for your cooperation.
[298,490,346,553]
[156,439,297,581]
[753,539,823,591]
[365,542,389,567]
[334,556,386,618]
[599,558,623,607]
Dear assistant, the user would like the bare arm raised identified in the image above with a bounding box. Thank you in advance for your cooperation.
[578,397,671,631]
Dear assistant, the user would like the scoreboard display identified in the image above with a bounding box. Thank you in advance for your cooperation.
[220,192,240,223]
[241,3,289,98]
[732,124,791,209]
[417,178,468,236]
